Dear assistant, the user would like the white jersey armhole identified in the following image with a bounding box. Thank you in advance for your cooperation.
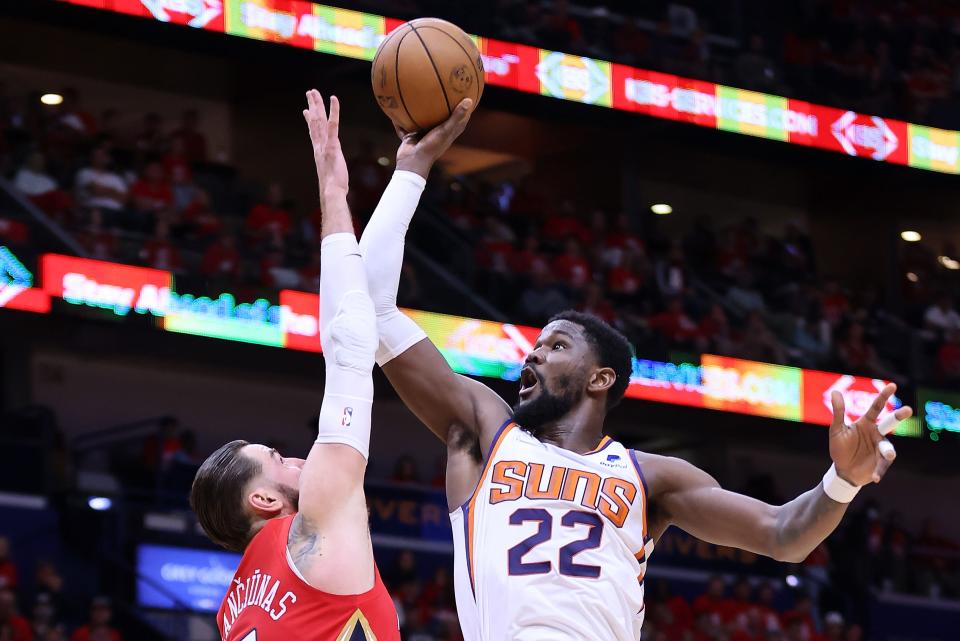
[285,546,311,584]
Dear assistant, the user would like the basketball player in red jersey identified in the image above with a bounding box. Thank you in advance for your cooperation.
[188,90,469,641]
[354,97,913,638]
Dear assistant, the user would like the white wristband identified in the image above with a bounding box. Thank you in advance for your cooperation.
[822,464,861,503]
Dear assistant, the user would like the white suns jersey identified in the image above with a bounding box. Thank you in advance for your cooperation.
[451,421,653,641]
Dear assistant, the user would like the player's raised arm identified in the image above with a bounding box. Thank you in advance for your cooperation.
[639,384,911,563]
[359,100,512,454]
[289,90,377,593]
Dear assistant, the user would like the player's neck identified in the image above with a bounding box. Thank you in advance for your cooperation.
[533,405,605,453]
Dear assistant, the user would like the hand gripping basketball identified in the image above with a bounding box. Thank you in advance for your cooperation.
[828,383,912,487]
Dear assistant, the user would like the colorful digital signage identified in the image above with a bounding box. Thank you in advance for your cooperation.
[56,0,960,176]
[3,251,929,436]
[918,388,960,441]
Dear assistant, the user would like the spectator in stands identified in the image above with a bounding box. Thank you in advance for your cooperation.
[836,322,895,380]
[181,189,222,241]
[782,594,818,641]
[510,234,549,280]
[392,456,421,484]
[14,151,58,200]
[245,182,292,242]
[553,237,591,292]
[820,280,851,327]
[78,210,119,261]
[607,248,647,299]
[0,589,31,641]
[924,294,960,337]
[0,539,15,592]
[162,137,192,183]
[648,297,700,348]
[539,0,583,51]
[30,594,57,641]
[57,87,97,139]
[201,233,242,283]
[140,220,182,272]
[822,612,844,641]
[655,245,690,300]
[727,270,766,313]
[134,112,165,157]
[385,550,419,590]
[516,262,571,325]
[69,597,121,641]
[692,575,729,624]
[698,303,737,355]
[937,329,960,384]
[129,161,172,220]
[736,34,781,92]
[32,561,67,625]
[169,109,207,163]
[74,146,127,219]
[168,163,198,214]
[298,249,321,292]
[579,282,617,324]
[737,311,787,364]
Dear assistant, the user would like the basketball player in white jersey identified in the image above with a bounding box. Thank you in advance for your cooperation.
[331,97,912,640]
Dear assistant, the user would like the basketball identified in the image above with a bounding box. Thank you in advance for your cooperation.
[371,18,484,133]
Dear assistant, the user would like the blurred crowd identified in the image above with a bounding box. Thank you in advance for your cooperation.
[370,0,960,129]
[2,81,959,388]
[0,537,123,641]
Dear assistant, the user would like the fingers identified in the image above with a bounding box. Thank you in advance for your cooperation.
[829,390,846,436]
[877,406,912,436]
[878,439,896,461]
[328,95,340,138]
[863,383,896,424]
[872,444,896,483]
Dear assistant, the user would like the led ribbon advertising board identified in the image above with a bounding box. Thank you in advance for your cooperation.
[0,250,923,436]
[58,0,960,175]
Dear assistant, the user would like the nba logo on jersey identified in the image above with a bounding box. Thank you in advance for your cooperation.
[341,407,353,427]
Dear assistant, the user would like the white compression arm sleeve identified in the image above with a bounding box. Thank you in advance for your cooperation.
[359,170,428,366]
[316,232,378,459]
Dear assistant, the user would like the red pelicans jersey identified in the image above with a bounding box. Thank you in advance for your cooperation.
[216,515,399,641]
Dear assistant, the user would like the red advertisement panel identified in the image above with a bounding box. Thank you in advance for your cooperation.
[801,370,901,427]
[41,254,172,316]
[0,287,51,314]
[480,38,528,91]
[279,289,321,353]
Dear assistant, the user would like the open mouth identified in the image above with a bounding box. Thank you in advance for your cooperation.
[518,366,539,399]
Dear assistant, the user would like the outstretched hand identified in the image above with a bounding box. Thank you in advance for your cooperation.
[829,383,911,486]
[303,89,349,200]
[395,98,474,179]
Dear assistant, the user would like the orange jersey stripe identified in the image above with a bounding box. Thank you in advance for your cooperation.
[466,421,517,595]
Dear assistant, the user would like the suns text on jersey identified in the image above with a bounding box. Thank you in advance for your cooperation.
[222,568,297,636]
[488,461,639,527]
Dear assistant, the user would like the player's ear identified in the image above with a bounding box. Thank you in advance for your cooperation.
[248,487,283,518]
[588,366,616,395]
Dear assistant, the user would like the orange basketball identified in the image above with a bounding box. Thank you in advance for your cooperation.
[371,18,484,133]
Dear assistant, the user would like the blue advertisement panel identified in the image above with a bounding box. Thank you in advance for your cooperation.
[137,544,240,612]
[366,482,452,542]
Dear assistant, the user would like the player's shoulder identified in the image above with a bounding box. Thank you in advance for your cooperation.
[630,450,713,496]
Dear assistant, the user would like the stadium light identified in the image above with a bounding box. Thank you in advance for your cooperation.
[906,272,920,282]
[900,230,922,242]
[651,203,673,215]
[939,256,960,270]
[40,93,63,106]
[88,496,113,511]
[785,575,800,588]
[377,156,390,167]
